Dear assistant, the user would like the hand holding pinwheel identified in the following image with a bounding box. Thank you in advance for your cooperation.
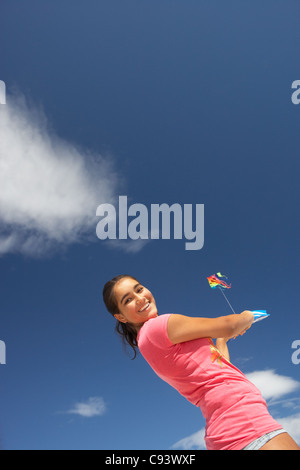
[207,273,270,326]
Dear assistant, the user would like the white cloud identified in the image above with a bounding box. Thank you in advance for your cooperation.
[172,413,300,450]
[171,428,206,451]
[66,397,107,418]
[277,412,300,444]
[245,369,300,401]
[0,94,119,257]
[171,370,300,450]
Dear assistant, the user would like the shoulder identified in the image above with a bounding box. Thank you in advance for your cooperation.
[138,314,173,349]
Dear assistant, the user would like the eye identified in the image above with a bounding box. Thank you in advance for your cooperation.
[123,286,144,305]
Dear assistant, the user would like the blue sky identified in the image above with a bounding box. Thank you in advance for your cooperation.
[0,0,300,450]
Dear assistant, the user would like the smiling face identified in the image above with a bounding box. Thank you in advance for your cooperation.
[113,277,158,330]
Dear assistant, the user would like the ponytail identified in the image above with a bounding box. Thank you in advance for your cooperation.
[115,321,138,360]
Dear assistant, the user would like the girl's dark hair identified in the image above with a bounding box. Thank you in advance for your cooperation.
[103,275,140,359]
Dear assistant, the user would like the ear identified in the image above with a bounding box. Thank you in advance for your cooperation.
[114,313,128,324]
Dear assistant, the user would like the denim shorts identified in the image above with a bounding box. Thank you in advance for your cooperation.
[242,429,286,450]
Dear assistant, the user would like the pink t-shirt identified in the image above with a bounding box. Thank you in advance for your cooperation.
[137,314,282,450]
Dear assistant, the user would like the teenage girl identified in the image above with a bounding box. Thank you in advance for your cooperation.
[103,275,300,451]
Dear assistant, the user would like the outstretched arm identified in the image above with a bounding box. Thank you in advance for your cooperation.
[167,311,254,345]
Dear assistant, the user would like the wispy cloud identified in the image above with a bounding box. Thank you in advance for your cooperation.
[65,397,107,418]
[277,412,300,444]
[0,94,119,257]
[245,369,300,401]
[171,369,300,450]
[171,428,206,451]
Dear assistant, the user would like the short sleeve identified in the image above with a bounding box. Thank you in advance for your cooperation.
[138,314,174,350]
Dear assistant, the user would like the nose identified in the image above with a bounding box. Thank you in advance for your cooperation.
[135,293,144,303]
[135,292,146,306]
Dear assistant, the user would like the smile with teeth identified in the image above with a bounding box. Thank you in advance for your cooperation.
[138,302,150,313]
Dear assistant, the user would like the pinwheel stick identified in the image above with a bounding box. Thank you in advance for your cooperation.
[219,288,237,315]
